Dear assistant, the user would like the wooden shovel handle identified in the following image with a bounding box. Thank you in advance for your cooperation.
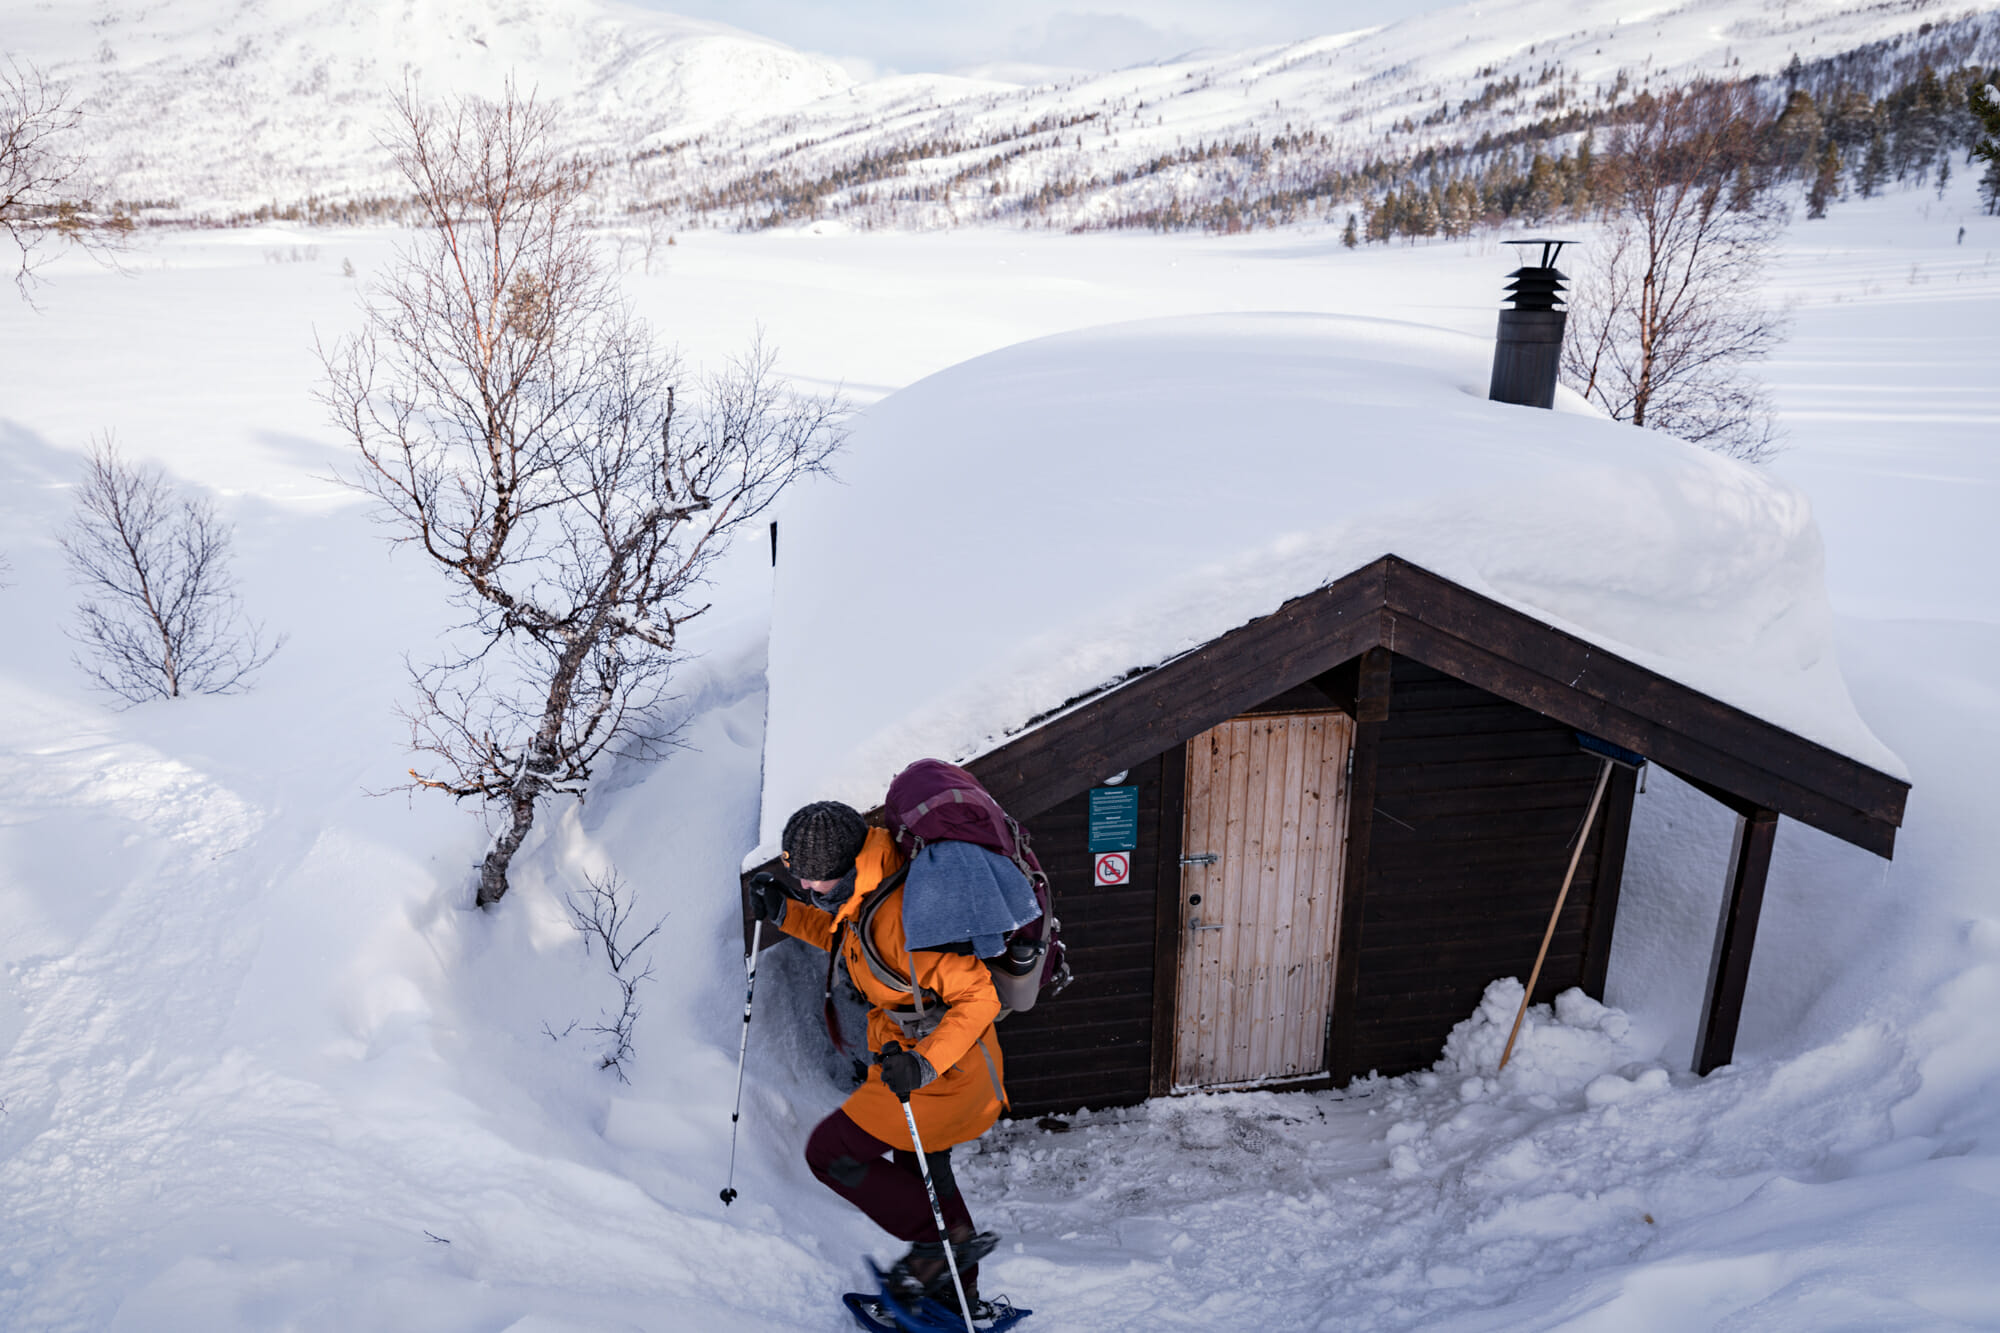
[1499,757,1613,1072]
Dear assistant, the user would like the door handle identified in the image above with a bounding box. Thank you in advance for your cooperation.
[1188,915,1224,932]
[1180,852,1219,867]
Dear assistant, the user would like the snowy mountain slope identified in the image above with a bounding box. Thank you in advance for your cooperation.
[10,0,1999,220]
[6,0,853,210]
[655,0,2000,230]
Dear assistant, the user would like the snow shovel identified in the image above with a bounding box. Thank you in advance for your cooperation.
[1498,735,1646,1071]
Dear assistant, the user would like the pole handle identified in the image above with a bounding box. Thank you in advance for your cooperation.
[880,1039,914,1104]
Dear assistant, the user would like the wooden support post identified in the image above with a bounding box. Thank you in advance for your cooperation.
[1578,763,1639,999]
[1694,807,1780,1075]
[1327,646,1393,1083]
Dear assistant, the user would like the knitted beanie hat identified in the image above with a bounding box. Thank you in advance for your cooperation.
[782,801,869,881]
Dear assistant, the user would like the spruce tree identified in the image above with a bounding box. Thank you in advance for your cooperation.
[1973,81,2000,215]
[1808,141,1840,218]
[1447,178,1479,235]
[1857,129,1888,198]
[1341,212,1358,248]
[1730,162,1757,212]
[1773,90,1823,175]
[1570,132,1596,214]
[1365,198,1389,243]
[1522,152,1560,222]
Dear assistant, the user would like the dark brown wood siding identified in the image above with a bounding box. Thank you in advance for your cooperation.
[998,754,1164,1115]
[1346,657,1634,1078]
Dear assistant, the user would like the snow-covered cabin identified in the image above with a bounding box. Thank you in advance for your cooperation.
[747,313,1909,1116]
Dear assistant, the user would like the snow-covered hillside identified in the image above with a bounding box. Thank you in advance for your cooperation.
[9,0,853,210]
[652,0,2000,231]
[12,0,2000,223]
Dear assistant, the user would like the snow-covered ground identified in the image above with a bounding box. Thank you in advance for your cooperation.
[1,178,1997,1330]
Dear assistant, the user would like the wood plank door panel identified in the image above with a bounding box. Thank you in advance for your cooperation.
[1173,711,1353,1090]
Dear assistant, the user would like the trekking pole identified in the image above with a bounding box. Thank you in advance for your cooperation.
[719,917,764,1206]
[884,1042,976,1333]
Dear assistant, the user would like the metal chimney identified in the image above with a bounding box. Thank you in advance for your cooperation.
[1488,238,1573,410]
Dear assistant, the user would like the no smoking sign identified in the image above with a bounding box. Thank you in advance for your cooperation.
[1089,785,1139,887]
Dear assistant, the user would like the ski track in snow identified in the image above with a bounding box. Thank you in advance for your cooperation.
[0,179,1996,1328]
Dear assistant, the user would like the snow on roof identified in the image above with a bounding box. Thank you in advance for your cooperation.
[753,313,1904,861]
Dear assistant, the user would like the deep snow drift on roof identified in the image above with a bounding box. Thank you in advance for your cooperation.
[754,313,1902,859]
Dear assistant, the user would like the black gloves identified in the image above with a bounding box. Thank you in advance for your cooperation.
[747,871,788,925]
[878,1043,935,1098]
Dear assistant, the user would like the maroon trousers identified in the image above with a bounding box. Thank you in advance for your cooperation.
[805,1107,977,1250]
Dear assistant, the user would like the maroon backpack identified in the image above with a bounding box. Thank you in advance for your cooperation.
[884,759,1072,1012]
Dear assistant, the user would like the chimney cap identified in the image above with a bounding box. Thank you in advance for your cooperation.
[1504,238,1576,269]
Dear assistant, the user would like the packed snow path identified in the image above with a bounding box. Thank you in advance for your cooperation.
[954,988,1970,1330]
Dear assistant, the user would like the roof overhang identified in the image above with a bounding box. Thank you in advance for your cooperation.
[968,555,1908,858]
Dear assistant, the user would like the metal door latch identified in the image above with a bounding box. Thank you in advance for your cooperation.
[1180,852,1219,867]
[1188,915,1224,932]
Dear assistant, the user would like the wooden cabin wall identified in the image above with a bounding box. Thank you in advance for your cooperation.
[998,753,1165,1115]
[1344,658,1636,1078]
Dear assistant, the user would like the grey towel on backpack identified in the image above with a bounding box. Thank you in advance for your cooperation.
[901,840,1041,959]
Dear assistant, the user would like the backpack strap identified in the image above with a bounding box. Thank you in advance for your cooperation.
[853,866,944,1015]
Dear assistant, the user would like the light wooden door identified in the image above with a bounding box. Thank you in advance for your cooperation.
[1173,710,1353,1090]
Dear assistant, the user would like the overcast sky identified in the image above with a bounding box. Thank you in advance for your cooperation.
[642,2,1456,78]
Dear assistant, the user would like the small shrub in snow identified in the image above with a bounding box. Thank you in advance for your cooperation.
[59,438,281,703]
[565,868,665,1081]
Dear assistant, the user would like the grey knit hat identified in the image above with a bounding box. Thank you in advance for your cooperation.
[782,801,869,881]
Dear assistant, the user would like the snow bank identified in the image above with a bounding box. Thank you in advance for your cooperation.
[953,979,1927,1329]
[757,312,1901,857]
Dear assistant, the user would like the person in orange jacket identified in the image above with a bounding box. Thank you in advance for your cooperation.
[749,800,1007,1314]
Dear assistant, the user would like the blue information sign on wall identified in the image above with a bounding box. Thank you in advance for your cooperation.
[1088,786,1140,853]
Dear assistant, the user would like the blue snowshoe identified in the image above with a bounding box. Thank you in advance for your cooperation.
[842,1258,1030,1332]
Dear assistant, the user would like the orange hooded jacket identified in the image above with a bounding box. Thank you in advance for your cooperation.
[779,827,1008,1150]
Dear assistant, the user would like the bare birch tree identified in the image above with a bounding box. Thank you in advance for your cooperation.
[1562,84,1789,462]
[320,82,843,908]
[60,438,281,702]
[2,59,128,299]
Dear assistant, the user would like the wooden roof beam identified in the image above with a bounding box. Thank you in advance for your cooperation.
[945,555,1906,858]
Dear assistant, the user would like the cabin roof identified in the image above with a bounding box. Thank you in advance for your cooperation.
[753,313,1906,863]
